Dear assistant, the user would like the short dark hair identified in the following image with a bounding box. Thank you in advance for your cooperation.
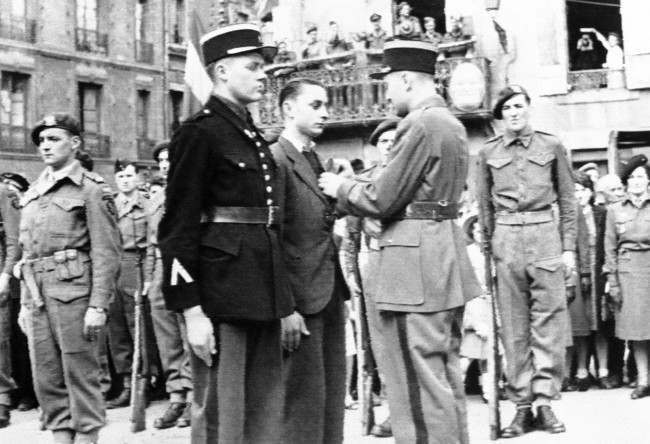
[351,158,365,173]
[278,78,326,108]
[76,150,94,171]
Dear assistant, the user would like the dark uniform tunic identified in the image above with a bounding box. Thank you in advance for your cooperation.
[159,95,293,444]
[476,125,577,404]
[604,195,650,340]
[335,94,480,444]
[0,183,20,408]
[19,160,120,433]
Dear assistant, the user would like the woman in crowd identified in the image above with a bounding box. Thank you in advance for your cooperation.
[565,171,595,391]
[604,155,650,399]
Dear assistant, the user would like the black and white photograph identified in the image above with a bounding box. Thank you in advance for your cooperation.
[0,0,649,443]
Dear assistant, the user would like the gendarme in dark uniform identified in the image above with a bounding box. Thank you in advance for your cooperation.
[158,24,293,444]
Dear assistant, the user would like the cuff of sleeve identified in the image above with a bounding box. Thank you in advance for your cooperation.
[163,283,202,313]
[335,179,356,213]
[89,292,111,310]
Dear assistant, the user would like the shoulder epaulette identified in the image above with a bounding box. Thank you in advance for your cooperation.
[485,134,503,144]
[534,130,555,137]
[82,170,106,184]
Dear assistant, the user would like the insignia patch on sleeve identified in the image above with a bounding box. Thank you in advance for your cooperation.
[102,194,117,217]
[170,258,194,286]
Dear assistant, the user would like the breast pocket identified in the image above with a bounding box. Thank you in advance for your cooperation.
[486,157,514,189]
[49,197,86,238]
[526,152,555,189]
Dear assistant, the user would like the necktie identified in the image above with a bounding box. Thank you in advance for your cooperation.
[303,149,324,176]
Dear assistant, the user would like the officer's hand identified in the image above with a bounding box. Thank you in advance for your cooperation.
[318,172,345,198]
[562,251,576,279]
[83,307,107,341]
[184,306,217,367]
[362,218,382,238]
[17,306,29,335]
[142,281,152,296]
[0,273,10,303]
[281,311,310,352]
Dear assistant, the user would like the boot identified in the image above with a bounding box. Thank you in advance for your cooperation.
[176,402,192,428]
[52,429,75,444]
[106,375,131,409]
[73,429,99,444]
[536,405,566,433]
[153,402,186,429]
[501,406,535,438]
[0,404,10,428]
[370,417,392,437]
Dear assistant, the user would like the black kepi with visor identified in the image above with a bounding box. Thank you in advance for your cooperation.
[369,39,438,79]
[200,23,277,66]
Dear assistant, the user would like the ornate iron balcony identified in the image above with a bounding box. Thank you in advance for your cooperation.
[0,125,34,153]
[75,28,108,55]
[135,40,154,64]
[83,133,110,158]
[0,16,36,43]
[136,137,156,160]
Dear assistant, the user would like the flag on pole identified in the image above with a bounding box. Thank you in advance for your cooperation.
[183,10,213,109]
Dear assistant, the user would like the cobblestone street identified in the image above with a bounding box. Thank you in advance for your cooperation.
[1,387,648,443]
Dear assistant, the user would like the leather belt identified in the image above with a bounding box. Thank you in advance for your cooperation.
[495,209,554,225]
[396,201,459,221]
[26,249,90,273]
[201,206,280,226]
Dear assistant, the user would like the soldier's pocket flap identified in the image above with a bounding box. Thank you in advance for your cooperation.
[51,197,85,211]
[200,233,242,257]
[534,256,563,272]
[527,153,555,166]
[486,157,513,169]
[377,228,420,247]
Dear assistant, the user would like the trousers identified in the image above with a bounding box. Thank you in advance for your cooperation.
[149,258,192,395]
[492,219,567,403]
[379,309,468,444]
[281,292,346,444]
[190,320,283,444]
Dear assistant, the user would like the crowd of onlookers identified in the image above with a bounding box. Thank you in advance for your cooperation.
[271,1,477,70]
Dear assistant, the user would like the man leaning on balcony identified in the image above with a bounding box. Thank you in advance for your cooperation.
[319,39,481,444]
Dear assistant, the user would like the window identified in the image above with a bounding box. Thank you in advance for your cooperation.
[0,0,35,43]
[169,90,183,136]
[172,0,185,44]
[135,0,147,42]
[393,0,446,36]
[77,0,98,31]
[78,83,101,134]
[136,90,150,139]
[0,71,29,152]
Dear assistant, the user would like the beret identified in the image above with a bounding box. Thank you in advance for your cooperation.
[152,140,170,161]
[620,154,648,185]
[31,113,81,145]
[492,85,530,120]
[0,172,29,192]
[370,13,381,22]
[369,118,400,146]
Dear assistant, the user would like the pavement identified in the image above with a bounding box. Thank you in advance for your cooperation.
[0,388,647,443]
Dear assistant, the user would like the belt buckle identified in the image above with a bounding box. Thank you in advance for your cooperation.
[267,206,276,227]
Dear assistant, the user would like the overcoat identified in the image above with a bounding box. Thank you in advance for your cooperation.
[158,95,293,321]
[335,95,481,312]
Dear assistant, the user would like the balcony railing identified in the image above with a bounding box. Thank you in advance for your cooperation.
[0,125,34,153]
[170,24,184,44]
[83,133,110,158]
[0,16,36,43]
[137,138,156,160]
[568,69,608,91]
[256,55,491,128]
[135,40,154,64]
[75,28,108,55]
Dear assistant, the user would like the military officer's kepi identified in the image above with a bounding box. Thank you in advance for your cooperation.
[31,113,81,146]
[369,39,438,79]
[493,84,531,120]
[200,23,277,66]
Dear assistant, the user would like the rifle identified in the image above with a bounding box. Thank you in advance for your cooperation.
[483,249,501,440]
[354,264,375,435]
[130,290,148,432]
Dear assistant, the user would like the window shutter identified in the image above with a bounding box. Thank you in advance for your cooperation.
[621,0,650,89]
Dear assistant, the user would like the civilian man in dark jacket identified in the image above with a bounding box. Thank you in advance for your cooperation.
[271,79,348,444]
[158,24,293,444]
